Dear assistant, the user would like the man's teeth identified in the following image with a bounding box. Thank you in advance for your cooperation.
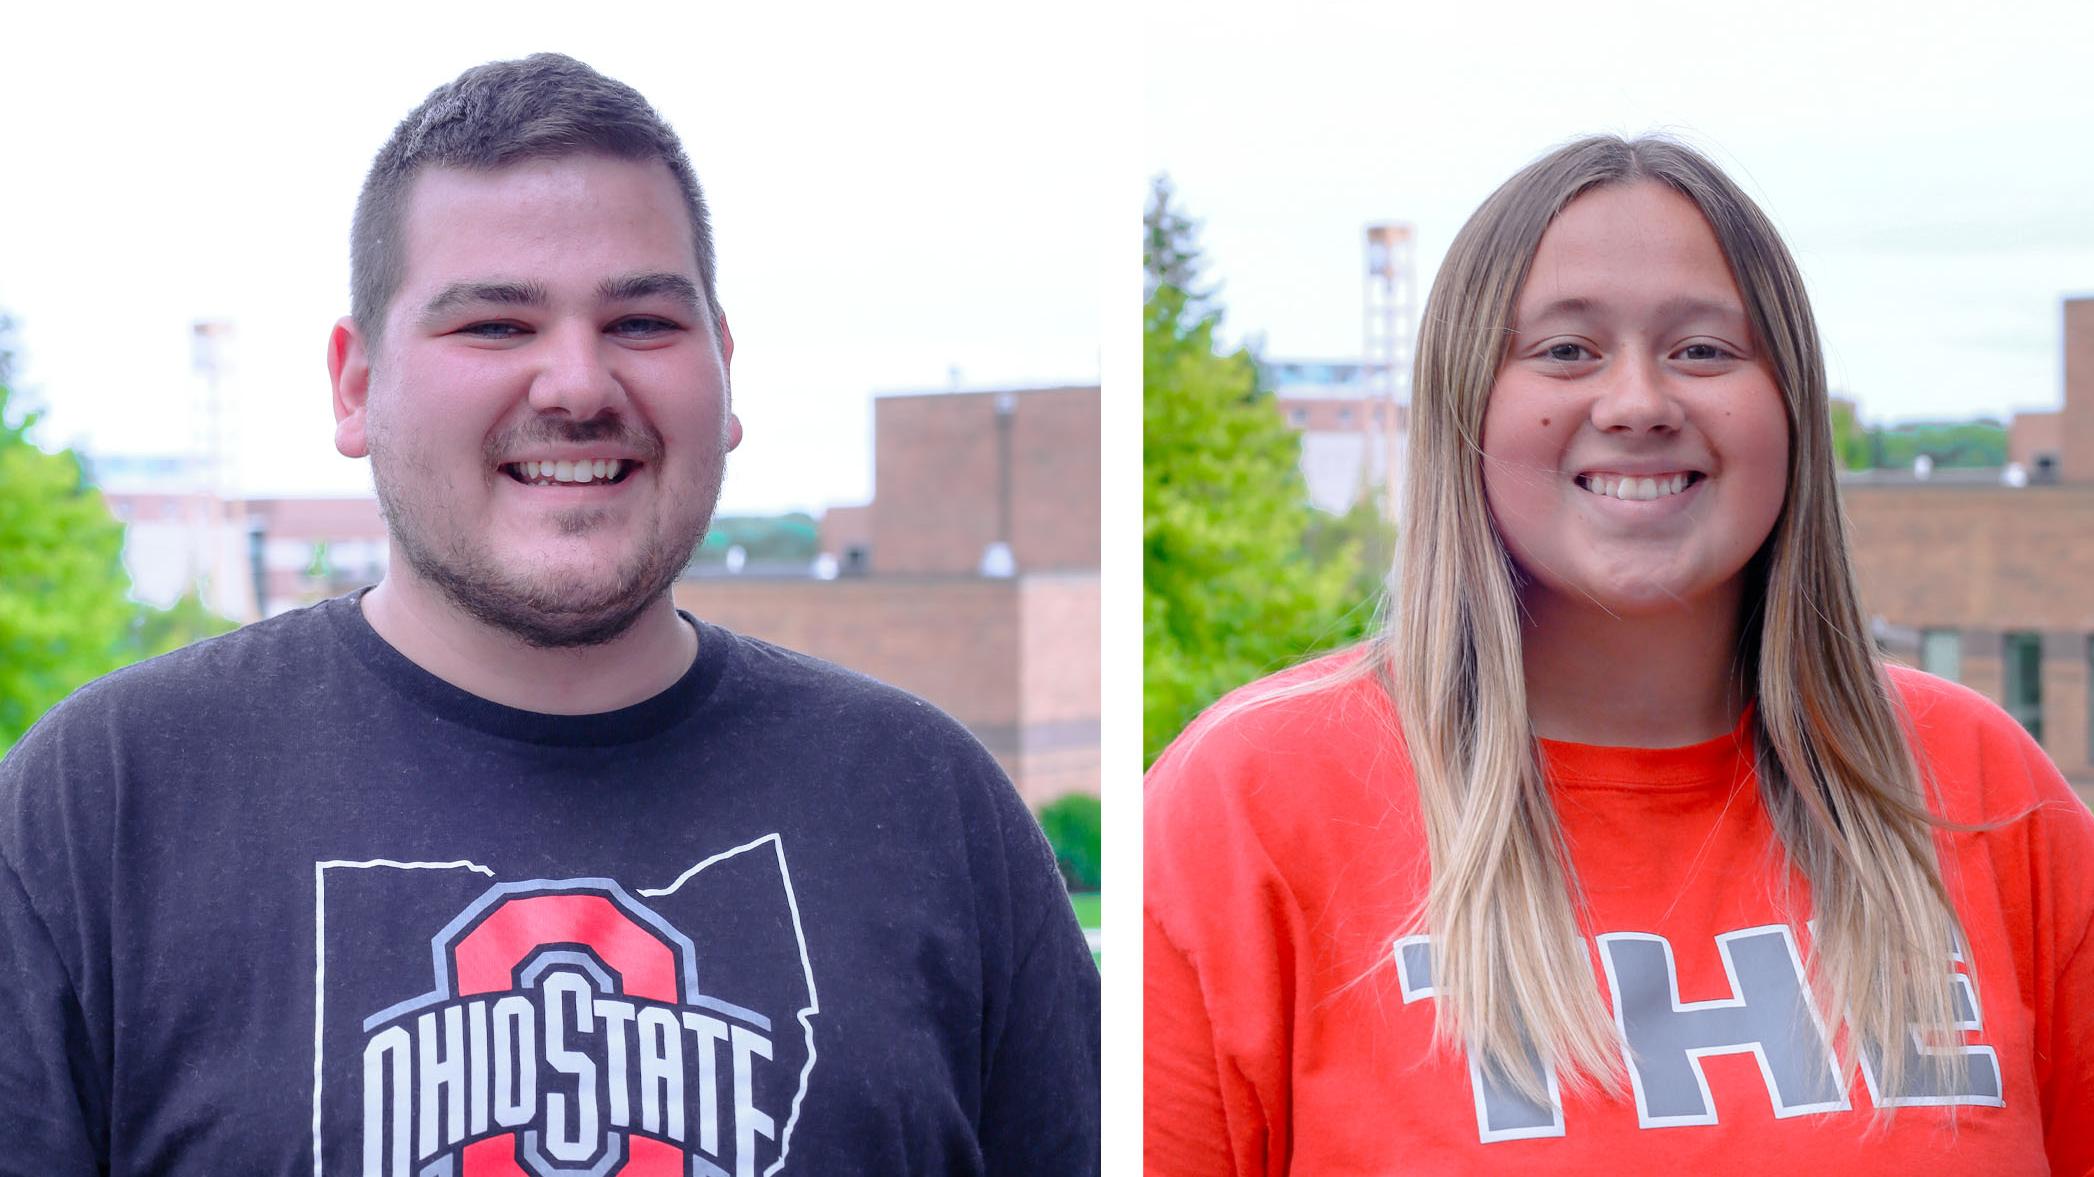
[1577,473,1696,502]
[510,459,629,486]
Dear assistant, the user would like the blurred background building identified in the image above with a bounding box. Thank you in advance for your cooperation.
[1847,297,2094,805]
[677,385,1100,806]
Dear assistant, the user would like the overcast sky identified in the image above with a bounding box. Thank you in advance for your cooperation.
[1145,0,2094,427]
[1,3,1110,513]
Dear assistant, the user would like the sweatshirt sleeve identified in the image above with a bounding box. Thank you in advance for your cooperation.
[2031,777,2094,1177]
[1144,907,1242,1175]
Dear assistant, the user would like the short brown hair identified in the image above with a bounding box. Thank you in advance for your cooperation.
[350,53,720,344]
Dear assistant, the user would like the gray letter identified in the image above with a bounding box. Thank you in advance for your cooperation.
[731,1026,777,1177]
[362,1024,412,1177]
[415,1006,467,1159]
[638,1006,686,1142]
[491,995,537,1128]
[542,972,600,1161]
[683,1010,732,1157]
[1597,927,1845,1126]
[1859,946,2003,1106]
[1394,935,1564,1142]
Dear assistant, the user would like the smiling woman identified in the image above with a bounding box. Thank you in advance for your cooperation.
[1143,136,2094,1174]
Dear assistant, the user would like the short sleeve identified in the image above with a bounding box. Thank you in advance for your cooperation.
[0,848,103,1175]
[975,752,1101,1175]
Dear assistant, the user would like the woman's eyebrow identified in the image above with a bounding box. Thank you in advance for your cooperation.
[1517,295,1746,329]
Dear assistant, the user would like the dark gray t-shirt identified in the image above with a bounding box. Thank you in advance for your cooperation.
[0,593,1099,1175]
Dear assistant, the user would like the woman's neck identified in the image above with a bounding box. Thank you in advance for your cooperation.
[1518,582,1750,748]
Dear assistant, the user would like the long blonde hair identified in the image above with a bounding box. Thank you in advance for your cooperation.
[1378,134,1980,1108]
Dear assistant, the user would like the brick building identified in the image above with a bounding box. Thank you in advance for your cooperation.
[1847,297,2094,804]
[100,487,388,621]
[1264,359,1407,514]
[679,385,1101,805]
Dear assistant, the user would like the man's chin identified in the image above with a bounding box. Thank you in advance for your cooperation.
[413,555,681,651]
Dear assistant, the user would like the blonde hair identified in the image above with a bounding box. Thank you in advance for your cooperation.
[1367,134,1983,1108]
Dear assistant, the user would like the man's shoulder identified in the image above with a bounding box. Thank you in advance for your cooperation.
[704,623,995,760]
[11,598,347,755]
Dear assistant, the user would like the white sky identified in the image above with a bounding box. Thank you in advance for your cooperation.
[0,3,1111,513]
[1145,0,2094,427]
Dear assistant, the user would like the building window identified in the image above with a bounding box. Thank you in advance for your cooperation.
[2003,632,2043,744]
[1336,407,1354,425]
[1288,408,1308,426]
[1919,629,1961,682]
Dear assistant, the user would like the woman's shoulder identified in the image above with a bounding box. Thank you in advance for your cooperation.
[1148,646,1404,793]
[1145,646,1416,874]
[1882,663,2079,824]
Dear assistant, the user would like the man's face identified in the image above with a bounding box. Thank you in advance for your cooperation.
[332,154,741,647]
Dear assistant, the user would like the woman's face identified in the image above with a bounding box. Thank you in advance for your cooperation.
[1479,180,1790,620]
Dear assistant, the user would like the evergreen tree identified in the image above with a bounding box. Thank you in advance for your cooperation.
[1143,179,1358,765]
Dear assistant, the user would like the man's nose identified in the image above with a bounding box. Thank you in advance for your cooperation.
[527,323,628,421]
[1589,352,1685,434]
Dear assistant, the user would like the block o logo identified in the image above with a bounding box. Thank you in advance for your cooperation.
[360,878,786,1177]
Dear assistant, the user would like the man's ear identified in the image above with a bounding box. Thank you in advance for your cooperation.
[329,317,373,458]
[719,313,743,452]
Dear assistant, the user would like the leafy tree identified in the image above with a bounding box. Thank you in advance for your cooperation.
[1829,398,1871,472]
[1036,792,1101,892]
[126,586,237,660]
[1303,493,1396,628]
[1144,178,1359,765]
[0,325,140,753]
[1867,420,2008,470]
[0,321,236,755]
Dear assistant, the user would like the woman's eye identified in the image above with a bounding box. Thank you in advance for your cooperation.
[1544,342,1590,362]
[1678,342,1734,362]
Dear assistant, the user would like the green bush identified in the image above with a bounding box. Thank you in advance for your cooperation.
[1037,793,1101,892]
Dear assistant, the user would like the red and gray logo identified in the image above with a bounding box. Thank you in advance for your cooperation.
[322,838,816,1177]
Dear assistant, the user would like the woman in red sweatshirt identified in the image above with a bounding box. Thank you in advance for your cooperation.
[1145,135,2094,1175]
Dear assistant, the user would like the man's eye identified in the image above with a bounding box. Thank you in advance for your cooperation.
[458,322,526,339]
[611,316,680,337]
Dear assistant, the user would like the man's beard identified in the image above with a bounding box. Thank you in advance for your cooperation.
[370,423,723,650]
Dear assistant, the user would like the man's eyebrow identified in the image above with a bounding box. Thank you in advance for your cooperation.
[598,271,704,314]
[417,280,549,327]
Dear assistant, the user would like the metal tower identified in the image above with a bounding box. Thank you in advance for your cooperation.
[1364,223,1416,520]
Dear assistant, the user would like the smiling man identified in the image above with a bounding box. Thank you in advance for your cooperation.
[0,54,1098,1176]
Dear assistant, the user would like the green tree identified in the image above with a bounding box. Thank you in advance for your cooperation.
[126,586,238,661]
[1829,398,1871,472]
[1036,792,1101,892]
[0,325,141,753]
[0,322,237,756]
[1144,178,1358,765]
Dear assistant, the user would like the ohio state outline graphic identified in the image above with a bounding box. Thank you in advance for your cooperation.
[313,834,819,1177]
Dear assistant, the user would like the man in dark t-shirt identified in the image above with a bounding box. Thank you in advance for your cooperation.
[0,54,1098,1175]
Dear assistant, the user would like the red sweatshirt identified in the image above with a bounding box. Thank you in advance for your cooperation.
[1145,657,2094,1175]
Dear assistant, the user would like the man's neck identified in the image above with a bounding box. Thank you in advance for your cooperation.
[1518,585,1748,749]
[359,574,698,716]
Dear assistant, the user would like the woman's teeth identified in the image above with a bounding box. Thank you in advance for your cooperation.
[1576,472,1697,502]
[507,459,629,486]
